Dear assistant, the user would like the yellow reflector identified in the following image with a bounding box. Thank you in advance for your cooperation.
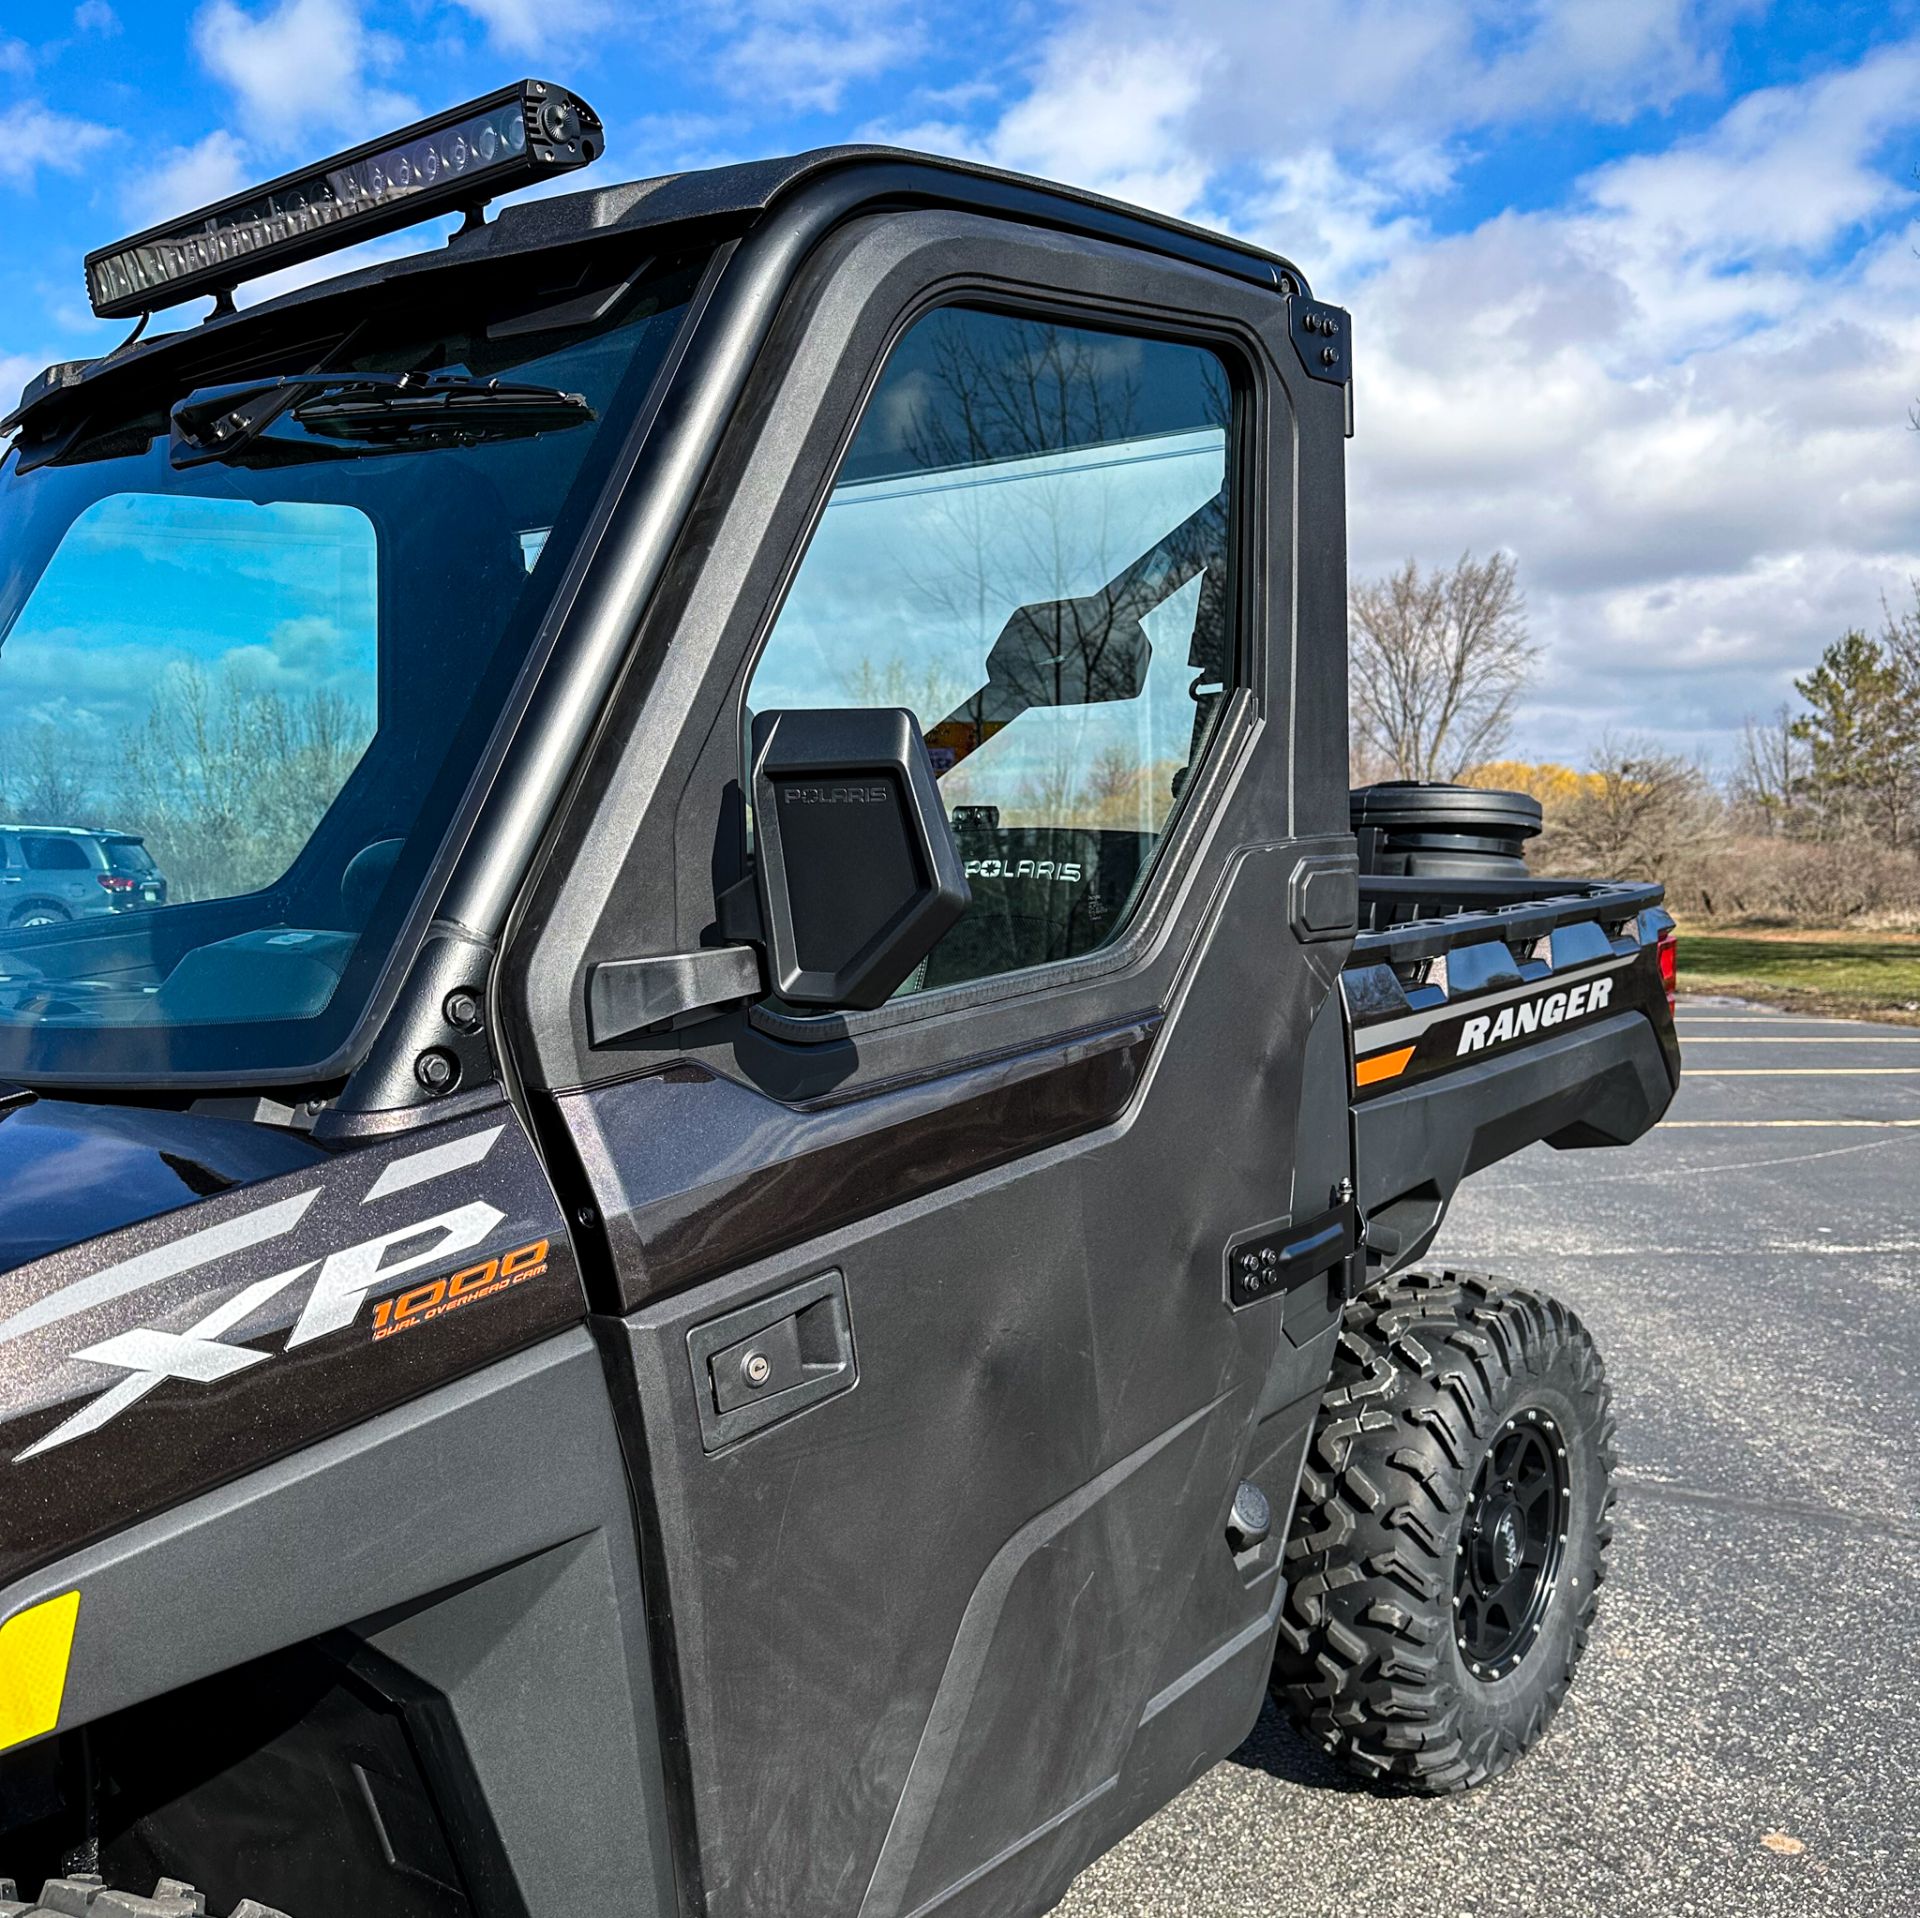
[0,1590,80,1751]
[1354,1044,1416,1088]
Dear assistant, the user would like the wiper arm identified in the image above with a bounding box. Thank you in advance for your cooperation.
[171,371,593,465]
[295,376,594,444]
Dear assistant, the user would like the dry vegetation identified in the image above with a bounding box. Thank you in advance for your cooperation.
[0,663,372,903]
[1354,556,1920,934]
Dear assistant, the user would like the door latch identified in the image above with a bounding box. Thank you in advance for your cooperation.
[686,1269,856,1451]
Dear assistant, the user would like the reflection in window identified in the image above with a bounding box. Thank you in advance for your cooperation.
[0,493,377,909]
[748,308,1234,992]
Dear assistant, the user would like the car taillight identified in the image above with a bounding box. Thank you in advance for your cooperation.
[1656,933,1677,1011]
[97,874,137,894]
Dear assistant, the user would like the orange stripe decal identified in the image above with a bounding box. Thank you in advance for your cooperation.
[1355,1045,1416,1088]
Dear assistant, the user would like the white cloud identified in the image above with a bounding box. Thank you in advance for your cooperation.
[982,39,1209,218]
[445,0,614,53]
[192,0,412,145]
[1334,89,1920,757]
[74,2,122,34]
[121,131,251,231]
[0,353,42,417]
[879,11,1920,766]
[715,0,927,113]
[450,0,922,106]
[0,102,115,190]
[953,0,1760,198]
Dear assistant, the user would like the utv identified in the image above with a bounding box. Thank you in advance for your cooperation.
[0,83,1679,1918]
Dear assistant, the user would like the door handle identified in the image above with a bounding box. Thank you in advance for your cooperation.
[687,1269,856,1452]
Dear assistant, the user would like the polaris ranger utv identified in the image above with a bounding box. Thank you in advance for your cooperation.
[0,84,1680,1918]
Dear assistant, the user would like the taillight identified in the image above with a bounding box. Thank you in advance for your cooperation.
[1657,933,1677,1011]
[97,874,136,894]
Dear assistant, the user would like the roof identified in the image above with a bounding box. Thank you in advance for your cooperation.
[0,824,140,838]
[8,146,1306,429]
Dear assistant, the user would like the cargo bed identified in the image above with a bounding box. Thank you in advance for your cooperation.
[1342,873,1680,1274]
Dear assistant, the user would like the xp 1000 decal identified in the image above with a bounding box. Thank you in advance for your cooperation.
[0,1109,580,1589]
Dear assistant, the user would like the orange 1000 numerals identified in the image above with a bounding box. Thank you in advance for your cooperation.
[369,1238,551,1341]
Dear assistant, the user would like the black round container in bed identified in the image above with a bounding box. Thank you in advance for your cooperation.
[1349,781,1543,878]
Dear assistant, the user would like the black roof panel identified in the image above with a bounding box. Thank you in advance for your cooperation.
[7,145,1305,429]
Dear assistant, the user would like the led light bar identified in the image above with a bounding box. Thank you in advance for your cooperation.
[84,80,604,321]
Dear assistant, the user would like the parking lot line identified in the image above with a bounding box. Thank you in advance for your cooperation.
[1676,1015,1896,1025]
[1681,1067,1919,1075]
[1680,1036,1920,1043]
[1663,1117,1920,1127]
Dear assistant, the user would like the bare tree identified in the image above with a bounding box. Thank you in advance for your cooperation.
[1348,551,1537,781]
[114,664,371,902]
[7,724,94,822]
[1546,737,1724,892]
[1730,705,1809,833]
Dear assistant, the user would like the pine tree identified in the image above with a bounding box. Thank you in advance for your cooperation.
[1790,629,1918,847]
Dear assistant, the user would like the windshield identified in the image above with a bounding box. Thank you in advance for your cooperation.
[0,248,705,1086]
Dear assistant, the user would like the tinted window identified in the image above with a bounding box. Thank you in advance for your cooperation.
[747,307,1235,994]
[3,494,377,904]
[0,248,707,1084]
[104,839,157,875]
[23,837,89,871]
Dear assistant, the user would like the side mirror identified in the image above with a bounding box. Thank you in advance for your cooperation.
[737,708,970,1010]
[979,591,1151,717]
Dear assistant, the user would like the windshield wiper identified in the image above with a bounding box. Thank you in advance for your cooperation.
[171,371,593,466]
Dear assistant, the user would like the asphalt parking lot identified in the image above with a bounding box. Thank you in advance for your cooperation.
[1058,997,1920,1918]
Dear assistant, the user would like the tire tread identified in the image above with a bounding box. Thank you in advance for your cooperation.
[1271,1267,1617,1793]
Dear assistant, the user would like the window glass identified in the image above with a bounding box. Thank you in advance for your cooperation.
[23,837,90,871]
[105,839,158,876]
[0,247,706,1083]
[747,307,1235,994]
[1,494,378,905]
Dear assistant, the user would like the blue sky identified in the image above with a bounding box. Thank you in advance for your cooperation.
[1,0,1917,767]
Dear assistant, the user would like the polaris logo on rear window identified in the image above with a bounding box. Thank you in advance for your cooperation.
[1458,977,1614,1056]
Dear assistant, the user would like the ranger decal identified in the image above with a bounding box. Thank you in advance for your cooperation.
[1458,977,1615,1056]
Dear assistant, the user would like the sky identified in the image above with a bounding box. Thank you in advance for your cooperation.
[0,0,1916,770]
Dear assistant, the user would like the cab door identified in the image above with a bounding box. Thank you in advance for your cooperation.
[505,205,1355,1918]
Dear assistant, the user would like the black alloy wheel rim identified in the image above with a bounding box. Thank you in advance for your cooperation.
[1454,1408,1571,1679]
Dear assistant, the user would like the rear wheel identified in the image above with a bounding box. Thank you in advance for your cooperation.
[1270,1268,1616,1793]
[8,903,69,930]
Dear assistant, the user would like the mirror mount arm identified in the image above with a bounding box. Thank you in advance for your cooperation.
[586,943,764,1046]
[716,869,765,948]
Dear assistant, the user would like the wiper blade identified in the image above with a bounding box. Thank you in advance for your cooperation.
[171,371,592,465]
[295,377,594,444]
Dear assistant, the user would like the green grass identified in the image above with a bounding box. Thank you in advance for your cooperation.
[1678,933,1920,1021]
